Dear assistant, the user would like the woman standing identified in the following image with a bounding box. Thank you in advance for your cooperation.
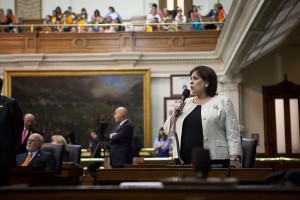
[190,5,202,30]
[164,66,242,167]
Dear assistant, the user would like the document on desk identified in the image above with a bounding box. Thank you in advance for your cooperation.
[119,182,164,188]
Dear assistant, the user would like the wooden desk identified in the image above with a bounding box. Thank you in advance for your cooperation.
[10,166,54,186]
[96,168,273,185]
[59,163,84,185]
[1,185,300,200]
[10,164,83,186]
[124,164,167,168]
[61,163,83,178]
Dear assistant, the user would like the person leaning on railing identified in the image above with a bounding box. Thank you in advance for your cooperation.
[190,5,203,31]
[42,15,53,33]
[2,8,18,33]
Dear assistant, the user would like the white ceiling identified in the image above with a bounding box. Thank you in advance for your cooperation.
[223,0,300,75]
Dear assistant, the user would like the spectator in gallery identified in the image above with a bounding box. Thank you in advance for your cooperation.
[154,127,171,157]
[161,8,171,22]
[67,6,76,24]
[91,9,103,24]
[51,9,58,24]
[214,3,226,30]
[146,17,160,32]
[162,18,176,32]
[190,5,203,30]
[70,26,78,33]
[55,6,62,21]
[151,3,163,17]
[175,9,187,23]
[91,9,103,32]
[2,9,18,33]
[147,8,161,24]
[80,8,88,21]
[42,15,53,33]
[104,6,122,21]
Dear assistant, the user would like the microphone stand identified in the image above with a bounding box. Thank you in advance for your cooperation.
[173,115,184,165]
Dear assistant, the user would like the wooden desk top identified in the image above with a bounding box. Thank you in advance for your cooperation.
[96,168,273,185]
[1,185,300,200]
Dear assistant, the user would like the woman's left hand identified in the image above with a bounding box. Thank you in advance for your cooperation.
[230,160,241,168]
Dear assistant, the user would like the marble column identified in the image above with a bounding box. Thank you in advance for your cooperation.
[218,74,244,136]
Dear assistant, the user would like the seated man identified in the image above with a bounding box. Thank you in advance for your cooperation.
[17,133,56,173]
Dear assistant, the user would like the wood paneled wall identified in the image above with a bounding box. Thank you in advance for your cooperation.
[0,31,220,54]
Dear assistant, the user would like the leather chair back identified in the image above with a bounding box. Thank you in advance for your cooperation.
[65,145,82,164]
[41,143,64,174]
[242,138,257,168]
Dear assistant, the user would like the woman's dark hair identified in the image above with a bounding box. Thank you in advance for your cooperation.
[190,66,218,97]
[109,6,115,13]
[7,9,13,16]
[152,3,158,8]
[56,6,62,14]
[215,3,223,10]
[158,127,167,141]
[94,9,100,16]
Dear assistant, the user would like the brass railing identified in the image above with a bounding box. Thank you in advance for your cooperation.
[0,21,224,33]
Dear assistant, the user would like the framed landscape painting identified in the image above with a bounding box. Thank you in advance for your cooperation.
[4,69,151,148]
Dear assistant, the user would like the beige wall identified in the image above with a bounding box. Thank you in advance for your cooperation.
[0,0,232,20]
[241,37,300,153]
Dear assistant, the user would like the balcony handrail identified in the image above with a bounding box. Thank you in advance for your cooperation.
[0,21,224,33]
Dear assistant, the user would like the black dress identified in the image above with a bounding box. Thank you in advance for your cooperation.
[180,105,204,164]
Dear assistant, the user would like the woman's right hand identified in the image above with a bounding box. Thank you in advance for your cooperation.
[173,100,185,116]
[170,100,185,125]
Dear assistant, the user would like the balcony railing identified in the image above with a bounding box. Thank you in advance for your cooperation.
[0,22,222,54]
[0,21,224,33]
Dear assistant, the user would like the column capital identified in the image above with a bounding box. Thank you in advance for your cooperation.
[218,74,243,84]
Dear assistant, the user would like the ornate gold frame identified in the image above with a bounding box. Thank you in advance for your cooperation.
[4,69,151,147]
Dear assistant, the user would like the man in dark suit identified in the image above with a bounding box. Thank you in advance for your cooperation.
[17,133,56,173]
[109,107,133,168]
[87,129,101,184]
[16,113,42,154]
[0,78,24,186]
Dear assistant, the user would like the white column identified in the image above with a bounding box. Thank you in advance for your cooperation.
[218,74,244,136]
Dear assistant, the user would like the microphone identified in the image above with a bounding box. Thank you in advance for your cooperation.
[191,147,211,179]
[175,89,190,117]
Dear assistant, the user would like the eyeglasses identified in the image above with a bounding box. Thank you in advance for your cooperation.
[27,139,39,143]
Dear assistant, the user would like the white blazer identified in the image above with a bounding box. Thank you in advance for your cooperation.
[164,95,242,160]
